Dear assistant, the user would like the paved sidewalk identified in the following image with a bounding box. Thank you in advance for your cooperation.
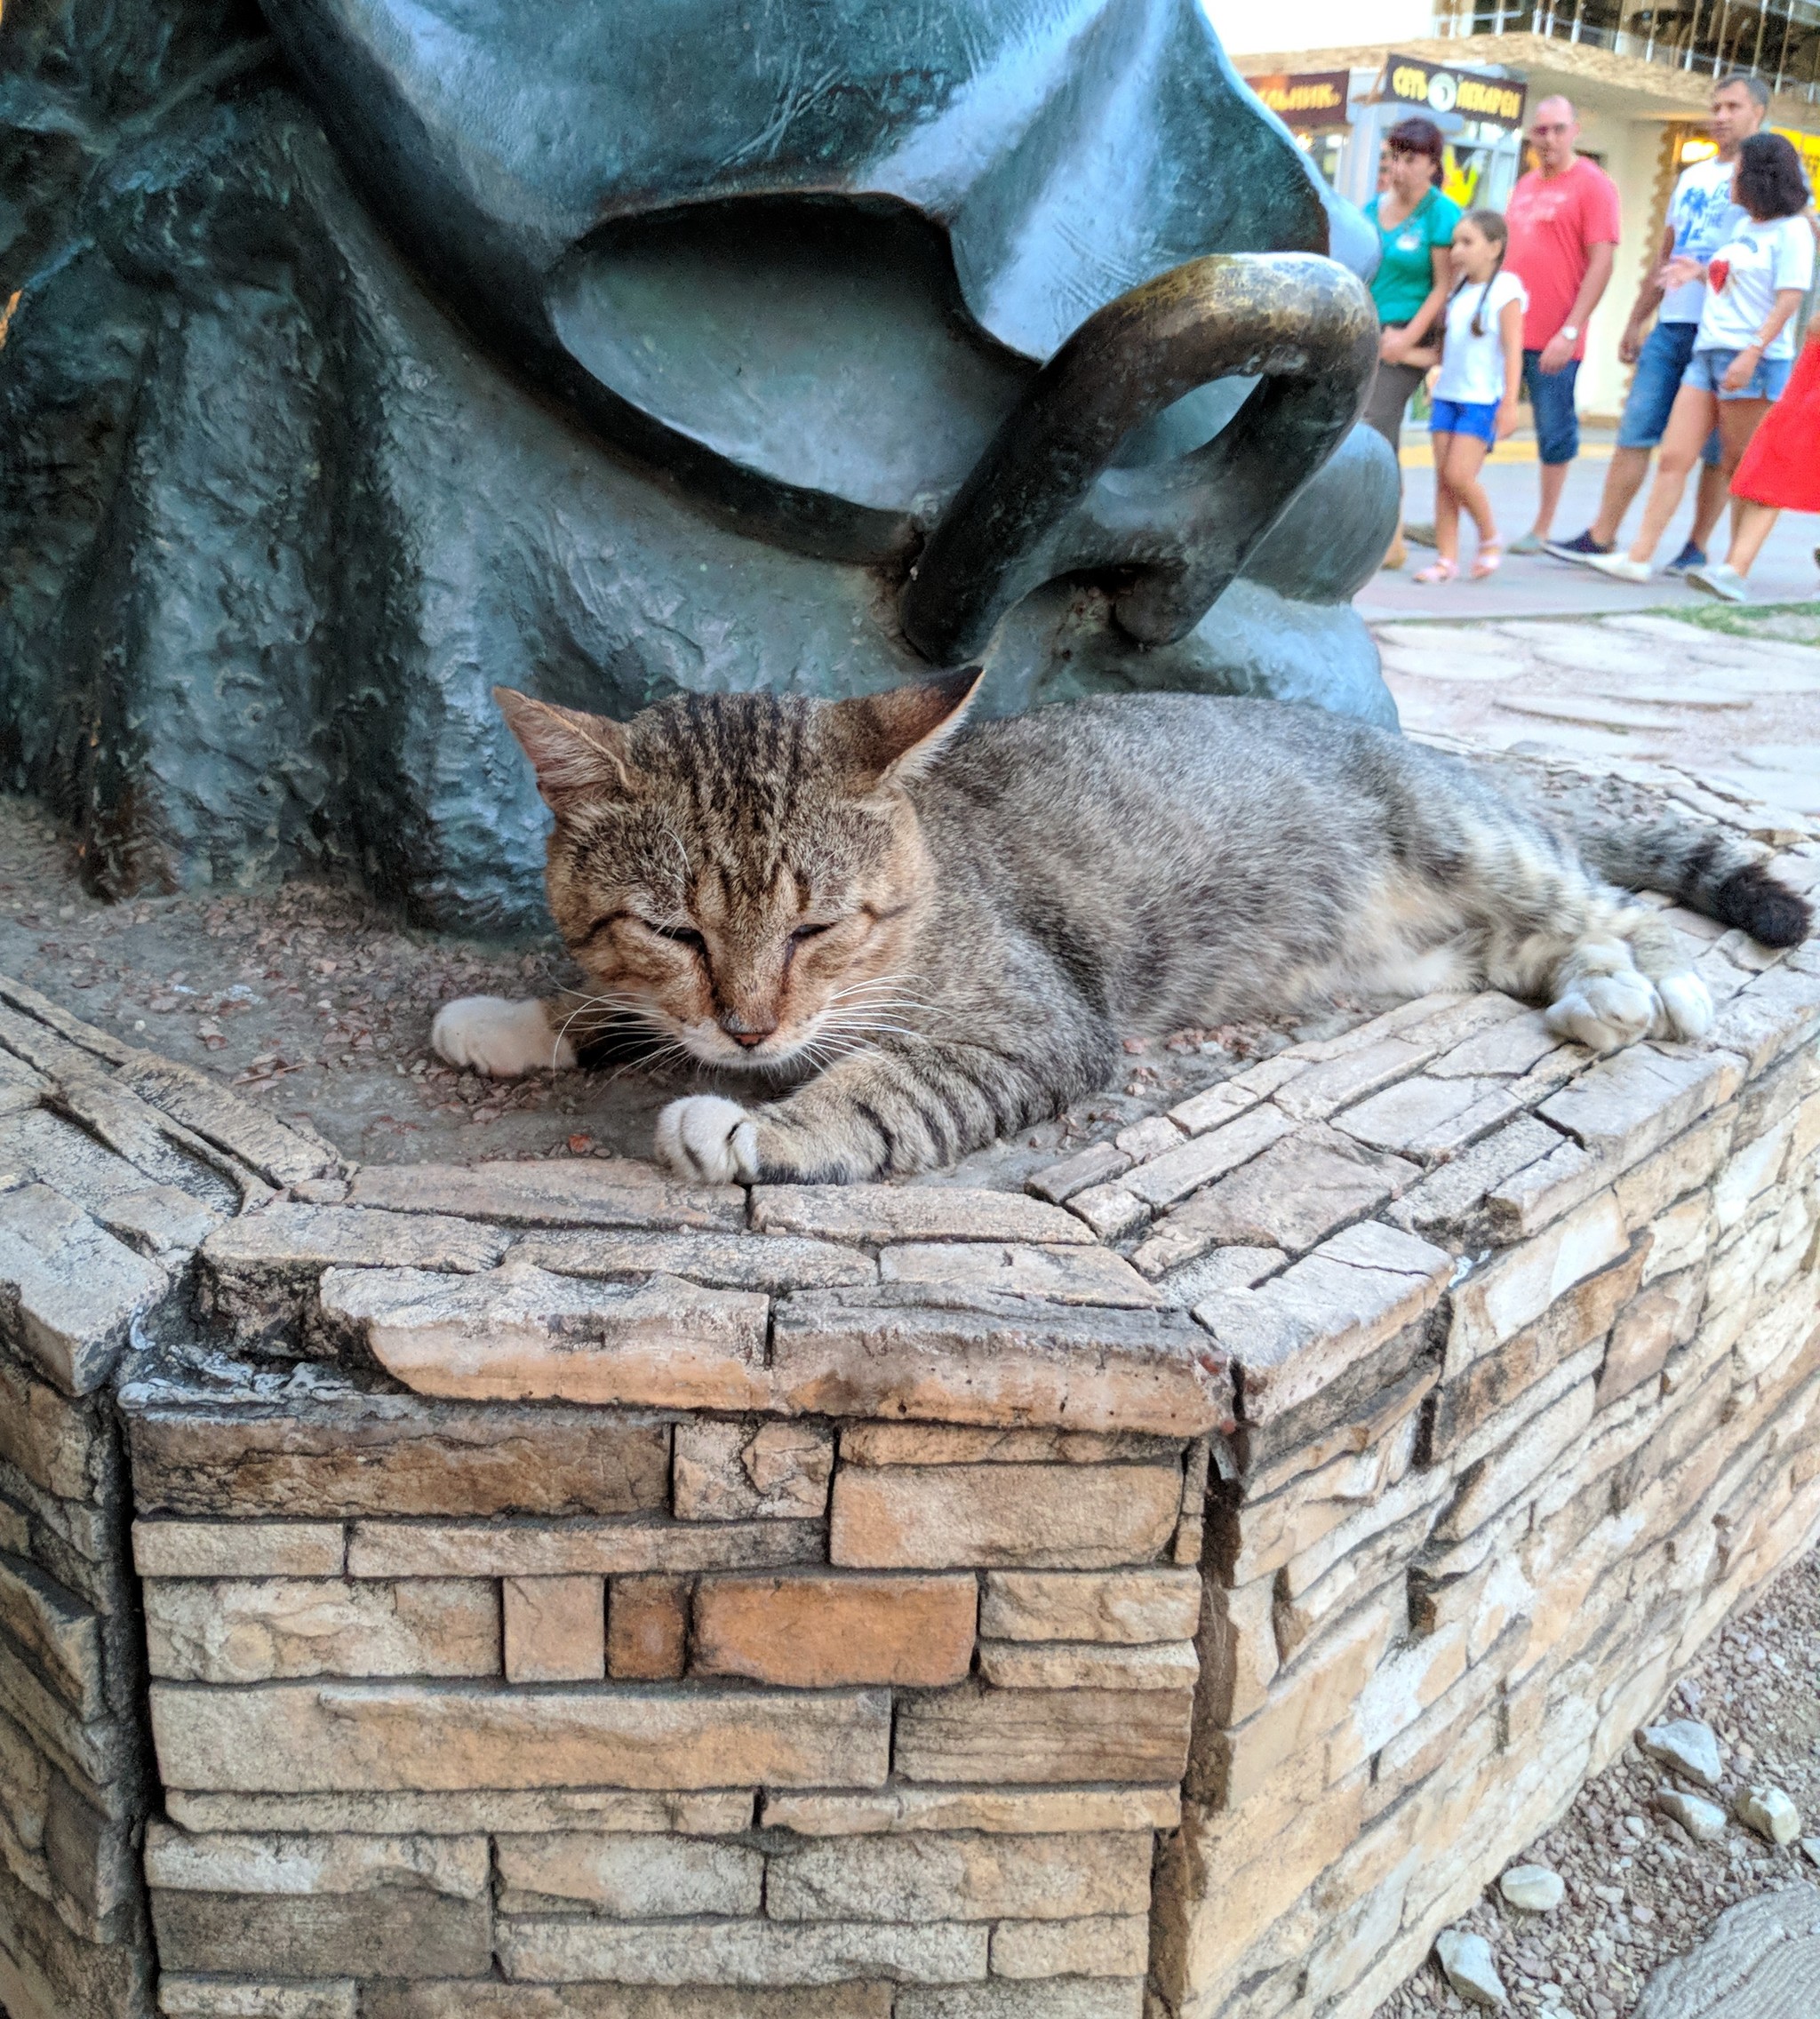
[1377,605,1820,820]
[1365,429,1820,622]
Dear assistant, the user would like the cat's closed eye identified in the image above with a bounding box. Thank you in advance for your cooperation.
[790,921,837,943]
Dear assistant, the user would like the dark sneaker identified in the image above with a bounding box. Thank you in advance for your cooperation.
[1544,531,1613,559]
[1663,541,1706,576]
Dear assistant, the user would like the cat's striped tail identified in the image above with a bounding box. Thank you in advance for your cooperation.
[1576,819,1811,948]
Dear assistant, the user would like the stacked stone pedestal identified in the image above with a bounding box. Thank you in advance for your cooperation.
[0,848,1817,2019]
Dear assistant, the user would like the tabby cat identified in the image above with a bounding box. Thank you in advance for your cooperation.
[432,678,1808,1184]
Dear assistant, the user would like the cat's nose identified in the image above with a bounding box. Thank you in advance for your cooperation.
[721,1014,778,1048]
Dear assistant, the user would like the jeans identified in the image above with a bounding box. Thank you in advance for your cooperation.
[1521,347,1580,465]
[1682,346,1795,402]
[1616,321,1720,465]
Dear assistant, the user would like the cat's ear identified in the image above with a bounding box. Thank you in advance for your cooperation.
[494,688,632,810]
[836,669,984,789]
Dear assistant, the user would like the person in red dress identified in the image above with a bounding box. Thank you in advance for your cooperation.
[1688,267,1820,601]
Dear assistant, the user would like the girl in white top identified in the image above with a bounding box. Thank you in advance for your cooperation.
[1413,211,1528,583]
[1590,132,1816,583]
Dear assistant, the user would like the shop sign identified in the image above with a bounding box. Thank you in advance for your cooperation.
[1246,70,1353,130]
[1772,125,1820,188]
[1379,55,1526,130]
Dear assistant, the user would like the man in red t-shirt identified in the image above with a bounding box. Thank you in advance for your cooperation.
[1503,97,1621,550]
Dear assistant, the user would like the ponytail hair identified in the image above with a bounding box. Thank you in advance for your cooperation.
[1456,208,1510,337]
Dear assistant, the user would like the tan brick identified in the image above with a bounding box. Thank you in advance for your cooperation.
[830,1464,1179,1568]
[516,1229,874,1292]
[347,1159,741,1230]
[504,1577,604,1684]
[1432,1378,1598,1546]
[1026,1142,1132,1205]
[0,1557,102,1717]
[894,1685,1193,1785]
[143,1822,489,1897]
[134,1522,345,1579]
[771,1296,1229,1438]
[751,1186,1090,1245]
[978,1640,1196,1690]
[899,1986,1141,2019]
[990,1916,1148,1978]
[839,1426,1177,1467]
[1194,1221,1451,1424]
[1613,1111,1736,1233]
[1597,1265,1705,1408]
[0,1184,169,1394]
[1198,1571,1281,1724]
[1146,1245,1287,1302]
[149,1681,890,1792]
[1335,1074,1529,1162]
[1206,1598,1396,1809]
[1066,1184,1147,1240]
[1120,1104,1297,1209]
[167,1789,753,1837]
[150,1889,489,1982]
[673,1421,833,1520]
[1385,1114,1563,1242]
[1136,1126,1417,1276]
[495,1831,762,1916]
[363,1986,889,2019]
[1539,1046,1743,1175]
[607,1576,688,1681]
[1428,1010,1567,1080]
[1446,1190,1629,1374]
[200,1202,507,1297]
[878,1243,1161,1307]
[495,1917,985,1987]
[978,1569,1201,1644]
[159,1979,357,2018]
[1115,1115,1186,1161]
[347,1518,819,1578]
[1273,1038,1433,1121]
[1707,963,1820,1076]
[760,1788,1179,1836]
[694,1573,975,1687]
[144,1579,499,1683]
[0,1353,97,1503]
[127,1395,671,1519]
[327,1265,770,1409]
[766,1830,1152,1922]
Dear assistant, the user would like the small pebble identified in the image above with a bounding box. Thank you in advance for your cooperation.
[1500,1865,1566,1914]
[1656,1789,1728,1842]
[1735,1784,1800,1846]
[1436,1927,1508,2008]
[1638,1719,1723,1790]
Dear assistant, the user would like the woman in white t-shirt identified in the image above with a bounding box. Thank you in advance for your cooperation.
[1411,211,1528,583]
[1589,132,1816,583]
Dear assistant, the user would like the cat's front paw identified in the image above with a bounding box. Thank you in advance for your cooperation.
[430,997,577,1076]
[655,1096,761,1184]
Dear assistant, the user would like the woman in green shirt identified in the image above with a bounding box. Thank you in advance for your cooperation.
[1363,117,1461,566]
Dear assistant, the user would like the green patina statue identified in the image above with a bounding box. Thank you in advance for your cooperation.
[0,0,1397,931]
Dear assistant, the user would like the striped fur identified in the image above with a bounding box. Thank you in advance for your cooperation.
[431,684,1810,1184]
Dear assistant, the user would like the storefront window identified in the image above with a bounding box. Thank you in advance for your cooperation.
[1446,1,1820,100]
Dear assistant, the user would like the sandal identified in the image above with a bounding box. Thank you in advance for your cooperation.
[1412,558,1457,585]
[1471,541,1503,580]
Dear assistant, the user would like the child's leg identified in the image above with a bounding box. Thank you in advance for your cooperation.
[1430,433,1461,562]
[1443,433,1497,547]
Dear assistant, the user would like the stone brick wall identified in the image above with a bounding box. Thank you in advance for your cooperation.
[0,847,1817,2019]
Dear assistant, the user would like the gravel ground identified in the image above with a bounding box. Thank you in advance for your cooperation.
[1376,1545,1820,2019]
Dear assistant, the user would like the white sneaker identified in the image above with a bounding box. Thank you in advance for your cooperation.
[1584,554,1652,583]
[1685,562,1749,603]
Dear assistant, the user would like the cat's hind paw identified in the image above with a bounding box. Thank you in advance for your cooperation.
[1544,970,1658,1052]
[1654,971,1713,1041]
[430,997,577,1077]
[655,1095,762,1184]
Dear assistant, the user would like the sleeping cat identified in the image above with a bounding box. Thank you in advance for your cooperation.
[433,677,1809,1184]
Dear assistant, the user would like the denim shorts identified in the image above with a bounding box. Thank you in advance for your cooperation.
[1616,321,1720,465]
[1429,395,1501,444]
[1521,349,1580,464]
[1683,346,1794,401]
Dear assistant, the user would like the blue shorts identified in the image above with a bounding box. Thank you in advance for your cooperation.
[1521,348,1581,465]
[1429,396,1500,444]
[1683,346,1794,401]
[1617,320,1720,465]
